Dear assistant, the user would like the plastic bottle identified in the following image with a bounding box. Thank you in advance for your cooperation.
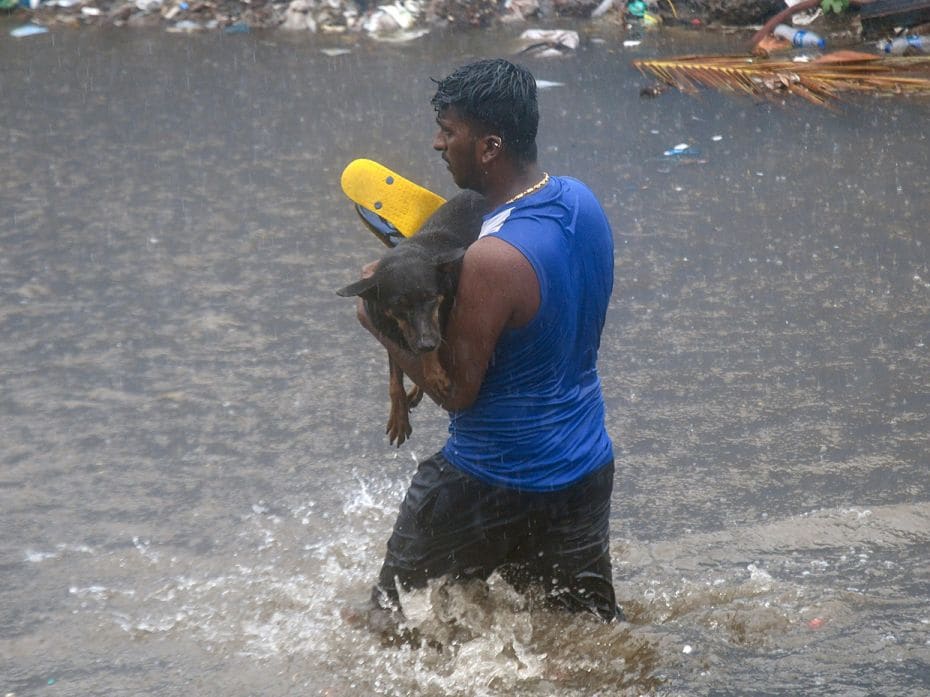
[773,24,826,50]
[878,35,927,55]
[626,0,647,18]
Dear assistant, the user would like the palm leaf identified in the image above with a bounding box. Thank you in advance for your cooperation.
[633,54,930,106]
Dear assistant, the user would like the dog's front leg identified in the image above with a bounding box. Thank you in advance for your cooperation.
[421,351,452,402]
[386,355,413,447]
[407,384,424,409]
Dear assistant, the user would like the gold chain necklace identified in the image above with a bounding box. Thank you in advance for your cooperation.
[504,172,549,205]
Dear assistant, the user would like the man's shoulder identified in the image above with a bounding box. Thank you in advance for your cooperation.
[468,233,529,265]
[466,234,539,287]
[553,175,603,206]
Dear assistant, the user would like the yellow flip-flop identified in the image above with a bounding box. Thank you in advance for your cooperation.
[340,159,445,241]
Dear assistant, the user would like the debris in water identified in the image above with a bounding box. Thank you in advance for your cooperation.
[878,34,929,55]
[634,52,930,107]
[663,143,699,157]
[11,23,49,37]
[773,23,826,50]
[640,83,667,97]
[368,27,429,42]
[166,19,204,32]
[590,0,614,18]
[362,1,421,36]
[516,29,579,58]
[808,617,826,629]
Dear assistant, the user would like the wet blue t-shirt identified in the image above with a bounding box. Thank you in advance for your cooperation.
[442,176,614,491]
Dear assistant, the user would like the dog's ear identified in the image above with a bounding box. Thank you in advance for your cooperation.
[336,276,378,298]
[433,247,467,268]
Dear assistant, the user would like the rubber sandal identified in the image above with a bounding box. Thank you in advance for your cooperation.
[340,158,445,240]
[354,204,405,248]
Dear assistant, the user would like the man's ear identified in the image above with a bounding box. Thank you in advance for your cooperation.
[480,134,503,165]
[336,275,378,298]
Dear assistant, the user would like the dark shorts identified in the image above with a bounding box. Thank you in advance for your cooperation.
[374,452,621,621]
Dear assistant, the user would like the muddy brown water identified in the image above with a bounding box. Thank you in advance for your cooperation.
[1,20,928,697]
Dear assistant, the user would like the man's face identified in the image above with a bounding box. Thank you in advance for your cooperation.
[432,107,482,191]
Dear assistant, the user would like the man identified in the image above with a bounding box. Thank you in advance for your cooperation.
[356,58,620,621]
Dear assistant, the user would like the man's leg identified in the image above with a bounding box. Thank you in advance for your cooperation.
[372,455,621,621]
[526,461,622,621]
[373,452,515,608]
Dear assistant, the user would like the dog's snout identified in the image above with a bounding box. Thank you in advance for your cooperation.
[415,337,439,353]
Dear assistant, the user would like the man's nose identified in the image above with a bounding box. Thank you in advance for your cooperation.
[432,131,444,151]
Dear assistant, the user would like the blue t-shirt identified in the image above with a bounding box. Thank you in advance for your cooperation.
[441,175,614,491]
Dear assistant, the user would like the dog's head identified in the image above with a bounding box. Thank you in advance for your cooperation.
[336,247,466,353]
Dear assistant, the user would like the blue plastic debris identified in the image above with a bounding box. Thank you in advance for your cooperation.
[663,143,700,157]
[11,23,49,37]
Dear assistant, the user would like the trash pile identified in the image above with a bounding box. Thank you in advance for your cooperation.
[2,0,636,35]
[633,0,930,107]
[748,0,930,56]
[5,0,929,60]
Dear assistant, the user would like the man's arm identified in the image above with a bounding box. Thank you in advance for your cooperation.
[357,235,539,411]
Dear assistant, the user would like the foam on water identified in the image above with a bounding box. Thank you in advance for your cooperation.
[24,543,94,563]
[46,475,928,695]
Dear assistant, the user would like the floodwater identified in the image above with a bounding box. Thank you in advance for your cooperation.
[1,19,928,697]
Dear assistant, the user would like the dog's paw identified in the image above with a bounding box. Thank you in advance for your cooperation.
[386,407,412,447]
[406,385,424,409]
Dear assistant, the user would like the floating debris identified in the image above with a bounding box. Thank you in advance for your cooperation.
[10,23,49,37]
[361,1,421,35]
[878,34,929,55]
[634,52,930,107]
[663,142,699,157]
[283,0,318,31]
[166,18,205,31]
[590,0,613,17]
[516,28,580,58]
[368,27,429,42]
[133,0,162,12]
[639,82,667,97]
[773,23,826,49]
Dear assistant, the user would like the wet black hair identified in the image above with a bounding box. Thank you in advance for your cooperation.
[431,59,539,164]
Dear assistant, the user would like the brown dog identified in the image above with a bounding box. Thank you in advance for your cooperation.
[337,191,488,446]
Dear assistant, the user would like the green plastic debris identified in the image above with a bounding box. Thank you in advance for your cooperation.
[821,0,849,14]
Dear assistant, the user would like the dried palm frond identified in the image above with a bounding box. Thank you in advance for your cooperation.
[633,53,930,107]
